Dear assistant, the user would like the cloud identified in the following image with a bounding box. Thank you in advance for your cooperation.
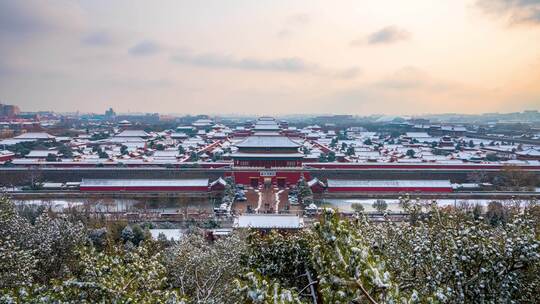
[286,13,311,25]
[333,67,362,79]
[316,68,491,115]
[477,0,540,25]
[276,29,292,38]
[374,67,432,90]
[352,26,410,46]
[277,13,310,38]
[82,31,115,47]
[0,1,83,40]
[128,40,160,56]
[171,51,315,73]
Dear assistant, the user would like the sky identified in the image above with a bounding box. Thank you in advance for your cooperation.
[0,0,539,115]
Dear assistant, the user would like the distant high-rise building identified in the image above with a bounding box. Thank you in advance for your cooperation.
[105,107,116,120]
[0,103,21,118]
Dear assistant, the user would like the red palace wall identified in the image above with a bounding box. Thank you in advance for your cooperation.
[80,186,210,192]
[304,163,540,170]
[327,187,453,193]
[233,159,302,168]
[0,154,14,162]
[229,170,310,186]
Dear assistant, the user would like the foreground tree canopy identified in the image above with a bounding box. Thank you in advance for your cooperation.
[1,196,539,303]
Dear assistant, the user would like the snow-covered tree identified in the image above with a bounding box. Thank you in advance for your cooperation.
[361,200,540,302]
[38,244,184,303]
[242,230,313,293]
[164,231,246,303]
[234,271,303,304]
[296,178,313,205]
[372,199,388,213]
[311,209,407,303]
[29,213,86,282]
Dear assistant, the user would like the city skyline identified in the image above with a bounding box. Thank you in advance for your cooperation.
[1,0,539,115]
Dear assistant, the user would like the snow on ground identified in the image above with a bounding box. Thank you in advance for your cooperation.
[149,229,183,241]
[323,198,535,213]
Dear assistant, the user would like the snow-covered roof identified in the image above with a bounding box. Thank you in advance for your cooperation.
[0,139,34,146]
[234,214,304,229]
[153,150,179,158]
[116,130,149,137]
[516,148,540,157]
[405,132,431,139]
[231,152,304,158]
[81,179,209,187]
[307,178,325,187]
[236,135,301,148]
[14,132,55,140]
[441,126,467,132]
[170,132,188,138]
[327,179,452,188]
[27,150,58,158]
[210,177,227,187]
[253,124,280,131]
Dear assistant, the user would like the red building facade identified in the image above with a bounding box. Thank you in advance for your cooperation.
[231,135,304,169]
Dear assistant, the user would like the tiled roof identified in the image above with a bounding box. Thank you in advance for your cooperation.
[236,135,301,148]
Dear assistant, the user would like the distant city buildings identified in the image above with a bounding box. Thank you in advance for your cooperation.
[0,103,20,118]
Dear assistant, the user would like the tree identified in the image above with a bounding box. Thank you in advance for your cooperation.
[346,146,355,156]
[244,230,312,289]
[121,225,135,244]
[222,176,236,204]
[497,165,539,191]
[372,199,388,213]
[329,138,338,149]
[467,171,488,183]
[188,151,199,161]
[88,228,108,251]
[485,201,507,226]
[311,210,405,303]
[98,148,109,159]
[165,232,246,303]
[406,149,415,158]
[337,130,348,140]
[327,151,336,162]
[0,196,36,289]
[120,145,128,155]
[472,203,483,220]
[132,224,149,246]
[485,153,499,162]
[46,153,58,162]
[361,201,540,303]
[296,178,313,204]
[178,145,186,154]
[58,144,73,158]
[351,202,364,213]
[468,140,474,148]
[30,213,86,282]
[318,153,327,162]
[234,272,302,304]
[38,245,184,303]
[363,138,372,145]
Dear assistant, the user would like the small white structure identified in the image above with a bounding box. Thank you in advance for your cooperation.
[234,214,304,229]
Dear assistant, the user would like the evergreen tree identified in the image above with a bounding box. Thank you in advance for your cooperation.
[372,199,388,213]
[327,151,336,162]
[296,178,313,204]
